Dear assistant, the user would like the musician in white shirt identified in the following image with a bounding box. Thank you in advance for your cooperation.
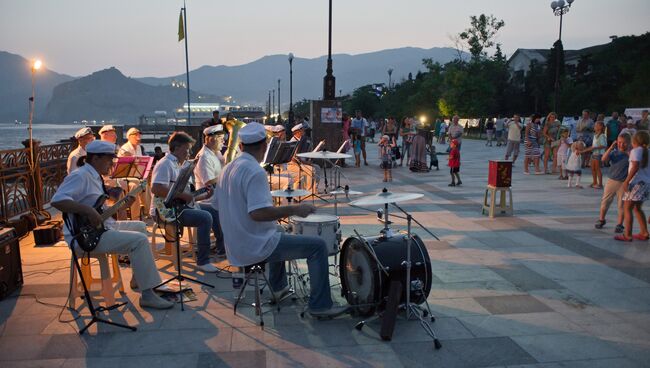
[150,132,220,273]
[52,140,173,310]
[194,125,227,257]
[119,128,145,157]
[288,123,319,191]
[67,127,95,174]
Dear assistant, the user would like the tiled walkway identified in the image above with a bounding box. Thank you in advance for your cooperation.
[1,137,649,367]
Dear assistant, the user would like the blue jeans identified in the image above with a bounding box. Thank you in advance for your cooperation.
[178,208,212,265]
[198,203,224,254]
[266,233,332,311]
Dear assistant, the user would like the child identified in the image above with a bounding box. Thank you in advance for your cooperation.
[352,132,362,167]
[565,141,585,188]
[616,130,650,242]
[580,121,607,188]
[448,139,461,186]
[427,144,439,170]
[379,135,393,182]
[556,128,573,180]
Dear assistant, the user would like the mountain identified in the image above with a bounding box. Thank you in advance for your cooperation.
[44,67,220,123]
[0,51,74,123]
[137,47,464,106]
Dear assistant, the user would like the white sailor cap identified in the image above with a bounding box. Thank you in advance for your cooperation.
[238,122,267,144]
[127,127,141,136]
[74,127,94,139]
[273,124,285,132]
[203,124,225,136]
[98,125,115,134]
[291,123,304,132]
[85,140,117,155]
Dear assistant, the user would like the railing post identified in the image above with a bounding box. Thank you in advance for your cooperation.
[22,139,44,211]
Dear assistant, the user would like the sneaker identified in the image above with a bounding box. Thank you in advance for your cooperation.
[524,171,530,175]
[197,263,221,273]
[139,295,174,310]
[456,181,462,186]
[270,286,292,304]
[615,224,624,233]
[595,219,606,229]
[448,183,456,187]
[308,305,349,319]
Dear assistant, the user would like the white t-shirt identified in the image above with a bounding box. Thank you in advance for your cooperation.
[149,152,183,216]
[565,151,582,171]
[217,152,281,266]
[194,146,224,209]
[118,141,145,157]
[629,147,650,185]
[506,120,522,142]
[66,146,86,174]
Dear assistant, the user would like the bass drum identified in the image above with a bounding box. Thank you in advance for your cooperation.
[339,234,432,316]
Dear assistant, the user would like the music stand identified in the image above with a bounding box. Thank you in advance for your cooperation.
[264,140,299,195]
[111,156,153,220]
[155,160,214,311]
[111,156,153,179]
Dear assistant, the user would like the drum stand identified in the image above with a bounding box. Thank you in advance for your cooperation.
[354,203,442,350]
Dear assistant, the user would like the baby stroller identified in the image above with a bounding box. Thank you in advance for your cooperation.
[390,145,400,168]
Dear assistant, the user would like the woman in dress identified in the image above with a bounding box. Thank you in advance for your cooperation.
[542,112,562,174]
[524,114,542,175]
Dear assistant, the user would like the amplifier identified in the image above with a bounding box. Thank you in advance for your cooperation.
[34,220,64,246]
[0,227,23,300]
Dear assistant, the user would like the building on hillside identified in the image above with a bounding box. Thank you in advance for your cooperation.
[507,42,610,81]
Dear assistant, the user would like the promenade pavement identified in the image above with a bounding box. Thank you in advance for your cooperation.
[1,137,649,367]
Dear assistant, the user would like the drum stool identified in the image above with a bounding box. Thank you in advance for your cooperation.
[482,185,514,218]
[233,261,280,329]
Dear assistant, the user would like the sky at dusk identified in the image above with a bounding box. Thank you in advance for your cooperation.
[1,0,648,78]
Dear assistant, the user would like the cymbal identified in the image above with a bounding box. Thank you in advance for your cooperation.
[297,151,352,160]
[329,189,363,196]
[271,188,310,198]
[349,190,423,206]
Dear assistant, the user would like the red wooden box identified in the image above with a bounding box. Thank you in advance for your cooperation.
[488,160,512,187]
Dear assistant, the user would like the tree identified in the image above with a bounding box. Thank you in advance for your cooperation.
[459,14,505,60]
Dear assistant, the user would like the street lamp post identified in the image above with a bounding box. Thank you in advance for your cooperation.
[387,68,393,89]
[29,60,42,155]
[272,89,275,118]
[550,0,575,114]
[277,79,281,121]
[288,53,294,125]
[323,0,335,100]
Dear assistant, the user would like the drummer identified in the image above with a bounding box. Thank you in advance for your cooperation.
[217,122,348,318]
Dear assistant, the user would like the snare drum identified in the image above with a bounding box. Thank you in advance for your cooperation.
[289,214,341,255]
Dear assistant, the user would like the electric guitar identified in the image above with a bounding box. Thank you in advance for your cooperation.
[71,180,147,252]
[153,184,213,222]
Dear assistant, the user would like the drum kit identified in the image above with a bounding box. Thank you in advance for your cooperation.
[271,182,442,349]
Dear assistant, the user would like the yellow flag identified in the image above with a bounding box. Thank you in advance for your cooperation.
[178,10,185,42]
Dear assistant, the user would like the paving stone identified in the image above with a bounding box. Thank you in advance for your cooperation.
[392,337,537,367]
[458,312,584,337]
[474,295,553,315]
[511,333,625,362]
[488,264,563,291]
[197,351,265,368]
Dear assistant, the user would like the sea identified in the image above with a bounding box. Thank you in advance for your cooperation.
[0,123,158,152]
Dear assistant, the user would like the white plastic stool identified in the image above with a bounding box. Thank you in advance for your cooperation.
[482,185,514,218]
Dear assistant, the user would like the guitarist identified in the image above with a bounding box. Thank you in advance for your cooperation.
[51,140,174,310]
[149,132,221,273]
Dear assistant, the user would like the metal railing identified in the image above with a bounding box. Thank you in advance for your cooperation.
[0,142,73,222]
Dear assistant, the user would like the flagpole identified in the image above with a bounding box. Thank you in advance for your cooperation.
[182,1,191,125]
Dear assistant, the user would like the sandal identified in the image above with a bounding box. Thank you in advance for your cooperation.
[614,235,633,242]
[615,224,625,233]
[595,219,606,229]
[632,234,650,241]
